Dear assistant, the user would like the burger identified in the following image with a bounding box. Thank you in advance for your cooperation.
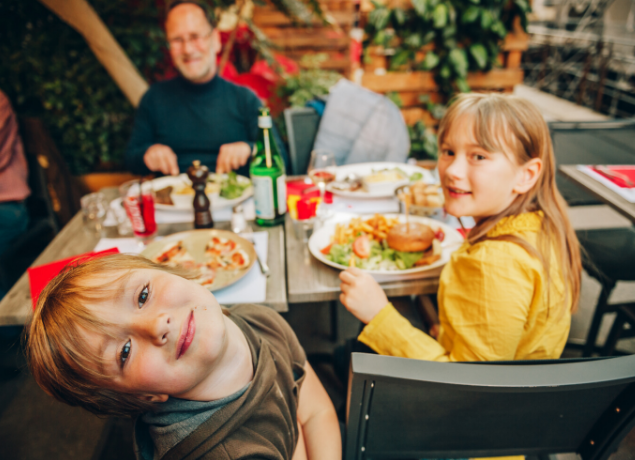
[387,222,435,252]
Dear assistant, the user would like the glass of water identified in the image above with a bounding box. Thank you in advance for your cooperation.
[80,192,109,237]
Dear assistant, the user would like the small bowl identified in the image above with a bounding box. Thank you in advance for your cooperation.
[395,184,444,217]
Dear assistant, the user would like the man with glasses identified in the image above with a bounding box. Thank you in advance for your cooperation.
[126,0,282,177]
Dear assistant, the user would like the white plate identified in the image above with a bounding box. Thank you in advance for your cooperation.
[326,162,435,199]
[151,173,253,211]
[308,213,463,277]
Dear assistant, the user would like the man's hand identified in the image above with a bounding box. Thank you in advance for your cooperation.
[339,267,390,324]
[143,144,179,176]
[216,142,251,174]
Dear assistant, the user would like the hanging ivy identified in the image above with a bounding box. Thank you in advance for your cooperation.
[364,0,530,98]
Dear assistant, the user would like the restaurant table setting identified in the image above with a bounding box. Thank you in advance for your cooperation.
[284,160,472,304]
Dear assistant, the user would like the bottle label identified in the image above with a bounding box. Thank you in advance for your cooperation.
[258,116,273,129]
[252,175,275,220]
[277,174,287,215]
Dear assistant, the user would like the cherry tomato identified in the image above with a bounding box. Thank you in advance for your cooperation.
[352,235,371,259]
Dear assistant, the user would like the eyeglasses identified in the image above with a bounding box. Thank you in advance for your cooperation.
[167,30,213,50]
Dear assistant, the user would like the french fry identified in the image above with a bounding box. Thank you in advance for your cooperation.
[361,223,374,233]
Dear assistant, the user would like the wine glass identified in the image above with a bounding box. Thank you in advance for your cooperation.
[307,149,337,219]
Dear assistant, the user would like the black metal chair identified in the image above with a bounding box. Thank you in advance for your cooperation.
[604,305,635,357]
[576,227,635,357]
[549,119,635,206]
[346,353,635,460]
[283,106,321,175]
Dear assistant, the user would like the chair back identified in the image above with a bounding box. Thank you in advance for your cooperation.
[549,118,635,206]
[346,353,635,460]
[19,117,80,228]
[284,107,321,175]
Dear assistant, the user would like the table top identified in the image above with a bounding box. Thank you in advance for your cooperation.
[285,214,440,304]
[559,165,635,224]
[0,188,287,327]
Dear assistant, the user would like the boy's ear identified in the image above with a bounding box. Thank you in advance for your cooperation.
[136,393,169,403]
[513,158,542,194]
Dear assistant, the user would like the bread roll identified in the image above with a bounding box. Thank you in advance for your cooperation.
[387,222,435,252]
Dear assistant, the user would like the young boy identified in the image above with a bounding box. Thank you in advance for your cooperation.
[27,254,341,460]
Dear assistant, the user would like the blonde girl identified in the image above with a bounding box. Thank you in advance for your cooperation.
[339,93,581,362]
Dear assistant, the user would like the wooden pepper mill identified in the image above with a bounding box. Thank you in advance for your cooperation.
[187,160,214,229]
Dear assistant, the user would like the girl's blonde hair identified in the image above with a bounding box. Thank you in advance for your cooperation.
[437,93,581,313]
[26,254,196,417]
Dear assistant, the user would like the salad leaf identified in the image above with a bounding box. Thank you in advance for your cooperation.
[219,172,250,199]
[395,250,425,269]
[327,243,353,266]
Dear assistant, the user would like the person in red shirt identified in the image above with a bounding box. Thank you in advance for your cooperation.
[0,89,31,296]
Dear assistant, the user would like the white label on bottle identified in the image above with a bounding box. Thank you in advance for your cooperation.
[277,174,287,215]
[252,175,275,220]
[258,116,273,129]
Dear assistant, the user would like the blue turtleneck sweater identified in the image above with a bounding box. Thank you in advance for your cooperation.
[125,75,285,176]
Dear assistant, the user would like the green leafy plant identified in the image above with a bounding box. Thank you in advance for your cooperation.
[0,0,164,174]
[364,0,530,97]
[277,54,342,108]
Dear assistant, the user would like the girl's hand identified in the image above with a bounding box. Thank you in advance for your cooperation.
[339,267,389,324]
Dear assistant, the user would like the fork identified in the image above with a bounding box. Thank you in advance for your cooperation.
[239,232,270,277]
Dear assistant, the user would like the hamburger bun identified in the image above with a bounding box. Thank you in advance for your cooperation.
[387,222,435,252]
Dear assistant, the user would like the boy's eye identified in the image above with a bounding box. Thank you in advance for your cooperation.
[120,340,131,367]
[472,153,486,161]
[138,285,149,308]
[441,149,454,157]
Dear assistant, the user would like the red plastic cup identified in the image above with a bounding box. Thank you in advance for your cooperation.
[120,180,157,243]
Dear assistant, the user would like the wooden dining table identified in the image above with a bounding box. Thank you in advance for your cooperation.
[0,179,449,327]
[0,187,287,327]
[559,165,635,224]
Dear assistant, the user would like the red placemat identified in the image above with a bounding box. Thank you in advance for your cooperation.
[27,248,119,310]
[591,166,635,189]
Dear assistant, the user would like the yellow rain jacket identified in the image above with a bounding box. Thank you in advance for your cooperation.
[358,212,572,362]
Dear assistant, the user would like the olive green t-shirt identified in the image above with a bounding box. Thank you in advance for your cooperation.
[155,304,307,460]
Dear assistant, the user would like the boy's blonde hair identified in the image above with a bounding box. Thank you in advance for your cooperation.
[437,93,581,313]
[26,254,196,417]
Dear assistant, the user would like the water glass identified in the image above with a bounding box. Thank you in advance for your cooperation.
[111,199,133,236]
[307,149,336,220]
[80,192,109,237]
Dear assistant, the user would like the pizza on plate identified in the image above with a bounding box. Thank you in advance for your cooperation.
[205,237,250,270]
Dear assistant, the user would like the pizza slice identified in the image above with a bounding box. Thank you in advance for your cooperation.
[193,264,216,288]
[204,236,250,271]
[205,237,237,256]
[152,241,195,267]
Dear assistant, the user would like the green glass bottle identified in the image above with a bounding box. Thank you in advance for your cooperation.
[250,107,287,226]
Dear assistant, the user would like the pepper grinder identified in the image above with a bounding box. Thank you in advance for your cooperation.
[187,160,214,229]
